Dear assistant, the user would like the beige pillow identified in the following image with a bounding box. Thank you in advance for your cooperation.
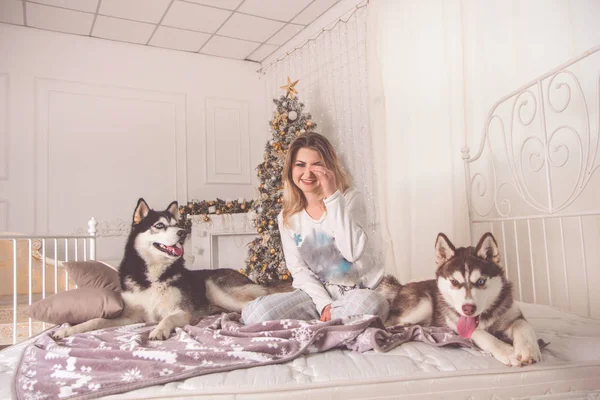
[25,287,124,325]
[65,260,121,292]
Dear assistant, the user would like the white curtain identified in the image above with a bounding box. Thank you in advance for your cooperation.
[261,5,387,270]
[367,0,469,282]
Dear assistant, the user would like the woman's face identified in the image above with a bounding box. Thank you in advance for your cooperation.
[292,147,325,195]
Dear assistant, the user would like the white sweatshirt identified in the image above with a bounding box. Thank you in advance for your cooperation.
[278,188,384,313]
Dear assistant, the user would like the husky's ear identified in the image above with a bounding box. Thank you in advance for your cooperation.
[167,201,179,221]
[132,198,150,225]
[435,233,455,267]
[475,232,500,263]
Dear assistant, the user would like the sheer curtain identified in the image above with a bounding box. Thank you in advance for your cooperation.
[261,4,388,273]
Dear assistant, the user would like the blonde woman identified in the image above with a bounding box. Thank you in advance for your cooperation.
[242,132,388,324]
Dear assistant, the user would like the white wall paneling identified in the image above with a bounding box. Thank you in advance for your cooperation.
[0,23,266,263]
[205,98,252,185]
[0,200,7,231]
[35,78,188,241]
[0,73,8,181]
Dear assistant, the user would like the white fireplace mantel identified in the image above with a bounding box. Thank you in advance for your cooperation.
[187,213,257,270]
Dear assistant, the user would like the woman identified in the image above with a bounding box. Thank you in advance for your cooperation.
[242,132,388,324]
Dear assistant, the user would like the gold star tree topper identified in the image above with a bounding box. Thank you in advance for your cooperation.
[280,77,299,99]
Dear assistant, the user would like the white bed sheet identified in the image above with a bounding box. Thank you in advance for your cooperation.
[1,302,599,400]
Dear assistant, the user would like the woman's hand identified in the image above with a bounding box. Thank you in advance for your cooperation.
[320,304,332,322]
[310,166,337,198]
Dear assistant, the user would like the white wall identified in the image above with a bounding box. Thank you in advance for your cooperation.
[370,0,600,282]
[0,24,267,264]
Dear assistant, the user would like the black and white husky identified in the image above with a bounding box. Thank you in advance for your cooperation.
[376,232,542,367]
[53,198,288,341]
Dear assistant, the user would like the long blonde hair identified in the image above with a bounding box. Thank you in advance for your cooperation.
[282,132,352,227]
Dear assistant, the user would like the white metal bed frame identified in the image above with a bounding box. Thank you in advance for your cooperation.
[0,218,97,344]
[463,45,600,319]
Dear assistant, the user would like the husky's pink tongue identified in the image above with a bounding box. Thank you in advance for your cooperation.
[167,245,183,257]
[457,316,478,338]
[173,247,183,257]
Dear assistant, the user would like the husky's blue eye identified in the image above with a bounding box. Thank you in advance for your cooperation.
[475,278,486,287]
[154,223,165,229]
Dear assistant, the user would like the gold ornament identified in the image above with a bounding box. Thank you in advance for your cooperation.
[216,210,221,215]
[258,227,263,233]
[226,202,232,208]
[209,201,215,206]
[272,112,288,128]
[249,263,255,269]
[241,203,246,210]
[203,215,210,222]
[280,76,299,99]
[269,248,276,255]
[306,121,312,128]
[260,184,264,189]
[262,264,268,272]
[279,130,285,137]
[282,274,289,280]
[251,256,258,262]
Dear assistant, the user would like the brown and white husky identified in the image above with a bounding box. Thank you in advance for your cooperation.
[376,232,542,367]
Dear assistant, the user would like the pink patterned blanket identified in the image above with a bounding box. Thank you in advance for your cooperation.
[14,313,474,400]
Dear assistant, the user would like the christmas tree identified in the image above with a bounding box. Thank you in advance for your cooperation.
[241,77,317,284]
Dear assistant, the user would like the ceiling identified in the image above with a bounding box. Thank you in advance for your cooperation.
[0,0,340,63]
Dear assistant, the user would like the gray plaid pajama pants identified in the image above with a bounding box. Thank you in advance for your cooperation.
[241,285,389,325]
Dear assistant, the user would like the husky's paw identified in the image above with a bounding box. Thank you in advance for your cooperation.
[513,339,541,365]
[52,326,73,340]
[512,319,542,365]
[492,342,522,367]
[148,326,172,341]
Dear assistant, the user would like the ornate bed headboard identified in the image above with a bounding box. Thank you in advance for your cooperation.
[462,46,600,319]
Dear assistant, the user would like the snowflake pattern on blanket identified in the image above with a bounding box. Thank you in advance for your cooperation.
[14,314,474,400]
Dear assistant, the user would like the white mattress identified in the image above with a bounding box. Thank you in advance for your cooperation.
[2,302,600,400]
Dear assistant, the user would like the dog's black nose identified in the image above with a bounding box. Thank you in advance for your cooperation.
[462,304,476,316]
[177,229,187,239]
